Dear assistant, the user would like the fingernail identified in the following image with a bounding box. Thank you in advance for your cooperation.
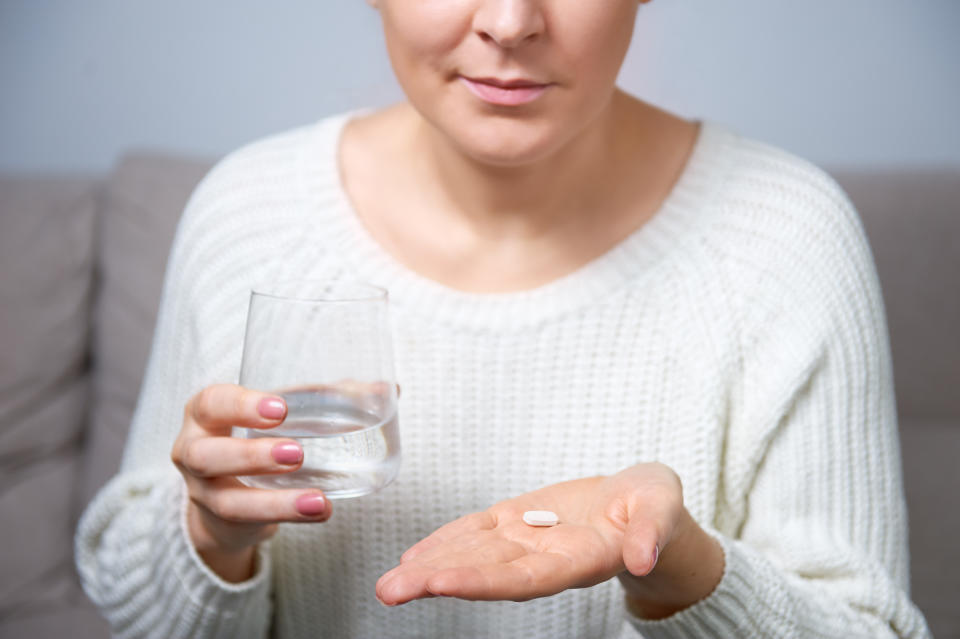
[258,397,286,420]
[650,544,660,572]
[271,442,303,465]
[295,494,326,516]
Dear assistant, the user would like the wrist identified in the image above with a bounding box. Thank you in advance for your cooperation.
[198,545,257,584]
[187,501,259,583]
[619,509,724,620]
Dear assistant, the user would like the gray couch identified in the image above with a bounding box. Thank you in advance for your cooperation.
[1,154,957,638]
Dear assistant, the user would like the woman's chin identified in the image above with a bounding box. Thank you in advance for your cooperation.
[464,146,555,168]
[448,124,573,168]
[413,93,604,169]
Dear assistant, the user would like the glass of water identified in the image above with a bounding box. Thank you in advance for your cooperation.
[233,280,400,499]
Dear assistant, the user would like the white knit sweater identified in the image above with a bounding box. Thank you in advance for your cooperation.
[76,111,931,638]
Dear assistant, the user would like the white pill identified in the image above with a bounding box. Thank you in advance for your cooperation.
[522,510,559,527]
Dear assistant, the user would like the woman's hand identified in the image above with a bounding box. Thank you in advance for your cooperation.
[170,384,332,583]
[376,463,723,619]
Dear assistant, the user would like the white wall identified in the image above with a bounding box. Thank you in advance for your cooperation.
[2,0,958,173]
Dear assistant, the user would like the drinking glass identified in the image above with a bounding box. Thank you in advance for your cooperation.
[233,280,400,499]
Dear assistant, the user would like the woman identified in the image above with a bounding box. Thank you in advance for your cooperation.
[76,1,931,637]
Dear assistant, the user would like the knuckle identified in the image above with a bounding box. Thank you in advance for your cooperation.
[667,472,684,501]
[241,441,265,469]
[235,387,256,419]
[180,441,208,476]
[188,487,220,521]
[662,493,684,522]
[188,492,206,515]
[193,387,218,424]
[171,453,186,474]
[188,490,209,511]
[649,462,683,492]
[206,491,235,521]
[170,438,184,467]
[650,483,681,513]
[649,460,672,476]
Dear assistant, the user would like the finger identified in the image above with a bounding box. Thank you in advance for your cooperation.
[177,436,303,478]
[192,478,331,524]
[381,532,524,605]
[377,561,438,605]
[427,552,576,602]
[185,384,287,435]
[400,511,497,562]
[621,492,682,576]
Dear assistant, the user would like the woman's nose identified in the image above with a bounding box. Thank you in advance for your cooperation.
[473,0,545,49]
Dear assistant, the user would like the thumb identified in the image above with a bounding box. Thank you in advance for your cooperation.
[621,496,684,577]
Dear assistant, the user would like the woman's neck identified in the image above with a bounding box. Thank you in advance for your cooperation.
[339,92,697,293]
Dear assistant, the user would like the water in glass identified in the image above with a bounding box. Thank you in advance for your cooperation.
[238,386,400,498]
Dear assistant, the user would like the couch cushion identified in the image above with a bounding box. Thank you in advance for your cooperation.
[79,152,213,508]
[899,417,960,639]
[0,600,110,638]
[831,170,960,419]
[0,176,97,618]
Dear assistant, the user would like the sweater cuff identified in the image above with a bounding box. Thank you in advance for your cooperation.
[625,528,759,638]
[77,471,273,638]
[159,476,273,632]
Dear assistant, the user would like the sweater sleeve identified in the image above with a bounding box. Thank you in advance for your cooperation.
[627,165,932,637]
[74,160,273,639]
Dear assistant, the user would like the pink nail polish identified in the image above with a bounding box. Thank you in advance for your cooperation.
[271,443,302,465]
[296,494,326,516]
[258,397,286,420]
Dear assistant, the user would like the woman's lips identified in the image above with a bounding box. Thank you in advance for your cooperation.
[459,76,550,106]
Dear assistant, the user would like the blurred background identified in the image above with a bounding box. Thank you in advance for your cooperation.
[2,0,959,173]
[1,2,958,638]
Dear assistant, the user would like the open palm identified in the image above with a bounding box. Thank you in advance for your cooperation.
[376,464,682,605]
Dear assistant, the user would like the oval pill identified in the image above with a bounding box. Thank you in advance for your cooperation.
[522,510,559,527]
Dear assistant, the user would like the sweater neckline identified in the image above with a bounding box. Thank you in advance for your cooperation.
[301,111,729,331]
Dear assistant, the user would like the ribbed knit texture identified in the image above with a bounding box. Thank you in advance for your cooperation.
[76,112,931,638]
